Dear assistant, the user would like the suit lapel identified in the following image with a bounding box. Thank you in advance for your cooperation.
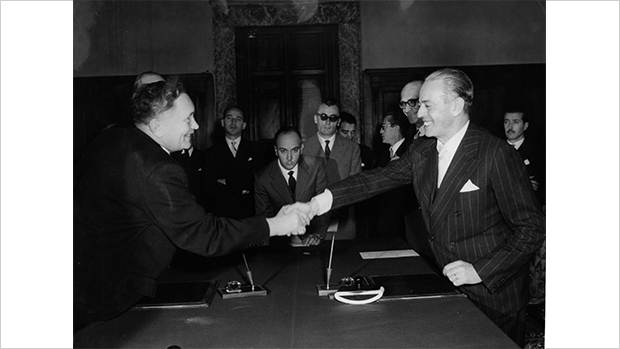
[296,158,310,200]
[428,126,480,232]
[411,139,438,227]
[269,162,293,203]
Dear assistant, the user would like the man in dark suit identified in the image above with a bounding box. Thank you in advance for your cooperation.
[302,98,361,239]
[373,111,413,240]
[73,77,308,332]
[299,68,545,347]
[171,137,207,208]
[397,80,435,260]
[203,106,266,219]
[504,108,544,205]
[338,111,375,171]
[255,126,330,246]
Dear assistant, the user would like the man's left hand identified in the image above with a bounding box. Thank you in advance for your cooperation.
[442,260,482,286]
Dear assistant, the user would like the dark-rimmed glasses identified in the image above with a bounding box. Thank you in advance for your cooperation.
[317,113,339,123]
[399,98,420,109]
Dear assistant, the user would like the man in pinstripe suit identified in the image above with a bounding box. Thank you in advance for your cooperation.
[296,68,545,347]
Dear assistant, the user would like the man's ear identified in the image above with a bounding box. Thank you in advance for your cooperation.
[274,145,278,157]
[149,118,163,138]
[242,121,247,130]
[452,97,465,116]
[524,122,529,132]
[313,114,319,125]
[220,119,225,128]
[300,143,305,152]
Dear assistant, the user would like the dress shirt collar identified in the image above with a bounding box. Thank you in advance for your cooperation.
[437,121,469,155]
[278,162,298,181]
[317,133,336,149]
[507,137,525,150]
[390,138,405,155]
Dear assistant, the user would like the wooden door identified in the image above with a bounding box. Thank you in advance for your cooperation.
[235,25,339,142]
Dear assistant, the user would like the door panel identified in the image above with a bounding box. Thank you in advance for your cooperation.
[236,25,339,143]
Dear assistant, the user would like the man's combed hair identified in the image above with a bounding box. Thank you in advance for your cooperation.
[322,98,341,111]
[339,112,357,125]
[132,76,185,125]
[274,125,301,142]
[426,68,474,115]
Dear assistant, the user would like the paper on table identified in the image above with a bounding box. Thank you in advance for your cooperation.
[360,249,419,259]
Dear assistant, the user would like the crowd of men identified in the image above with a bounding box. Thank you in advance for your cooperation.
[74,68,545,347]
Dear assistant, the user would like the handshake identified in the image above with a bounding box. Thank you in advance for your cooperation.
[266,200,321,237]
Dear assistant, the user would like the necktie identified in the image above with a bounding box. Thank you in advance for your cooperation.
[288,171,296,200]
[389,148,395,159]
[324,140,331,158]
[437,143,449,188]
[231,141,237,157]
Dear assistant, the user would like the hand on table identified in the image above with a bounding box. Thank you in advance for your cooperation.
[301,233,323,246]
[442,260,482,287]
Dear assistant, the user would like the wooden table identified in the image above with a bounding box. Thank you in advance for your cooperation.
[74,238,518,348]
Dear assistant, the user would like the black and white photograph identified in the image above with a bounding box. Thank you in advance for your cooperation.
[1,1,618,348]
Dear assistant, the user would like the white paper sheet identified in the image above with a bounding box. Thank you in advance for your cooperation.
[359,249,419,259]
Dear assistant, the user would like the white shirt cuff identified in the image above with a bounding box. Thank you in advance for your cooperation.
[312,189,333,216]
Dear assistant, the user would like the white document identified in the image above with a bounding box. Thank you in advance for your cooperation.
[359,249,419,259]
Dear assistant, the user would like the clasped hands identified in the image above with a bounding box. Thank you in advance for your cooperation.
[266,201,320,238]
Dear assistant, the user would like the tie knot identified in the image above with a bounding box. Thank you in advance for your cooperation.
[288,170,294,177]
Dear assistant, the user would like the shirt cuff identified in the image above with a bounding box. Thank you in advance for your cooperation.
[312,189,333,216]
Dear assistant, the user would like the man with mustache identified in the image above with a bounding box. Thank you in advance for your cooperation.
[504,108,544,205]
[74,76,308,332]
[203,106,267,219]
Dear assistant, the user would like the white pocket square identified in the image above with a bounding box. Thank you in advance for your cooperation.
[460,179,479,193]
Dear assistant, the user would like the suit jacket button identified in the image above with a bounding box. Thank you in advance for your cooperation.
[454,211,461,217]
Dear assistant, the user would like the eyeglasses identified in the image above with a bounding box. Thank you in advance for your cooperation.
[380,123,394,131]
[399,98,420,109]
[317,113,340,123]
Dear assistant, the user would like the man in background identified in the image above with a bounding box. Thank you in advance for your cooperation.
[504,107,544,205]
[203,106,266,219]
[338,111,375,171]
[373,111,413,240]
[255,126,329,246]
[399,80,434,259]
[302,98,361,239]
[399,80,425,141]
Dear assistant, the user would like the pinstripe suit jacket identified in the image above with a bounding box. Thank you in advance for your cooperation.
[329,123,545,322]
[302,133,362,185]
[254,156,330,236]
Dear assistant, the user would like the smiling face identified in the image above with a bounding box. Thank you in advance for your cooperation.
[221,108,246,138]
[504,112,528,142]
[418,79,461,144]
[314,104,340,138]
[275,131,303,170]
[156,93,198,152]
